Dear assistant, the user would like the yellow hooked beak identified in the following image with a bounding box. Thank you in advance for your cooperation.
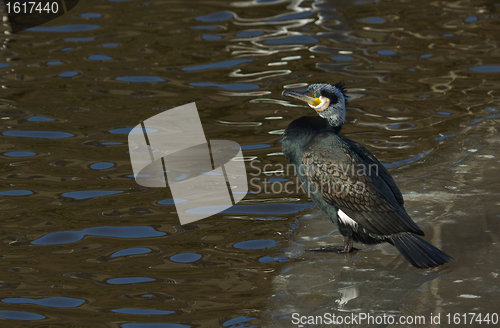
[282,89,321,107]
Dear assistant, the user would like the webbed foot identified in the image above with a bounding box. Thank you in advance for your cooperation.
[306,246,358,253]
[306,236,357,253]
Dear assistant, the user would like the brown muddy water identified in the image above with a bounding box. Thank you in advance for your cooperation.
[1,0,500,327]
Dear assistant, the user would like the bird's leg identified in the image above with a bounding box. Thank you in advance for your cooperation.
[337,236,353,253]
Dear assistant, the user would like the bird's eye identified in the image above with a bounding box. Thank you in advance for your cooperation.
[315,93,320,98]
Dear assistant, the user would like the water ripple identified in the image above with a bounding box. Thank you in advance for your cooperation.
[29,24,100,32]
[170,253,202,263]
[115,76,165,83]
[190,82,259,90]
[65,37,94,42]
[222,316,258,327]
[0,310,45,321]
[264,35,318,44]
[2,297,84,308]
[185,203,313,215]
[0,190,33,196]
[196,11,234,22]
[107,277,155,285]
[62,190,123,200]
[3,151,37,157]
[234,239,278,249]
[27,115,55,122]
[121,323,190,328]
[112,308,174,315]
[80,13,102,19]
[110,248,152,258]
[59,71,79,77]
[469,65,500,73]
[89,162,115,170]
[266,11,313,22]
[2,131,74,138]
[182,58,253,71]
[32,226,166,245]
[88,54,113,61]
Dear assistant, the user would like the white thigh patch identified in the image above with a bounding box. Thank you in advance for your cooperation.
[338,209,358,227]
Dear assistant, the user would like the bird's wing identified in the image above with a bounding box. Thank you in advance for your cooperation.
[340,136,404,205]
[301,132,423,236]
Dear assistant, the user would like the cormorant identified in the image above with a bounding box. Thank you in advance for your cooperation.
[282,82,453,268]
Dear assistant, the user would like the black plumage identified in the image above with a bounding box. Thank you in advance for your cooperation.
[282,83,453,268]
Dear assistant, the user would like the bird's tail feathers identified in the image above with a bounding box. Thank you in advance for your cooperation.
[390,233,453,268]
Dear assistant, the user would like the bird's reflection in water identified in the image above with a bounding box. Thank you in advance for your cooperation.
[264,212,449,327]
[268,256,448,327]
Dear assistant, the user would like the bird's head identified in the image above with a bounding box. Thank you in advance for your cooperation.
[282,82,348,128]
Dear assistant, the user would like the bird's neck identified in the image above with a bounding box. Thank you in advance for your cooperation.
[318,114,343,134]
[323,116,343,132]
[318,104,345,130]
